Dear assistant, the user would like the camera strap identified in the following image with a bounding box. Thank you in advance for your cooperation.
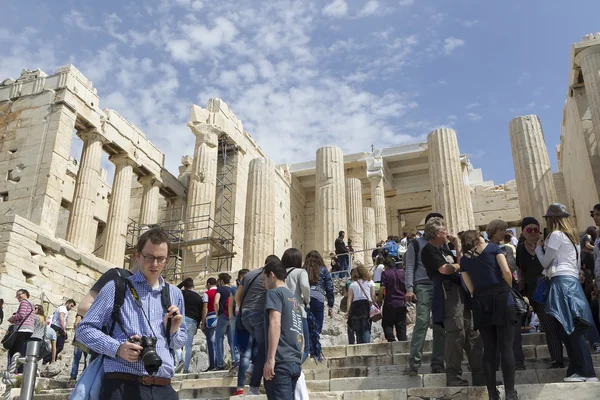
[125,280,160,342]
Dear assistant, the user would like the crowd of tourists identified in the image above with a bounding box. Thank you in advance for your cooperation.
[3,201,600,400]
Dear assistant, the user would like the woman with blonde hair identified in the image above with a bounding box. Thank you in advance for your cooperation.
[345,265,375,344]
[535,204,597,382]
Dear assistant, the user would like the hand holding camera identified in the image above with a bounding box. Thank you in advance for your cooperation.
[163,305,184,334]
[126,335,163,375]
[117,335,143,363]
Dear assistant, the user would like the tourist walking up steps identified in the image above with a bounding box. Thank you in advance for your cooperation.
[282,248,311,362]
[201,278,218,371]
[516,217,565,368]
[8,289,35,373]
[302,250,335,334]
[215,273,239,370]
[591,204,600,326]
[420,217,484,387]
[177,277,203,373]
[487,220,526,371]
[404,212,446,376]
[262,260,304,400]
[535,204,598,383]
[345,265,375,344]
[335,231,349,278]
[50,298,76,359]
[378,257,407,342]
[460,230,519,400]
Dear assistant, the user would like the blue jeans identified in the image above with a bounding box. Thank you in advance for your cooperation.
[184,317,197,372]
[264,362,302,400]
[338,255,349,278]
[302,317,310,362]
[70,346,87,379]
[243,310,266,388]
[215,314,239,368]
[310,298,325,334]
[205,326,217,369]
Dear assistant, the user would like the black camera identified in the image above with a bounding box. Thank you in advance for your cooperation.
[129,336,162,375]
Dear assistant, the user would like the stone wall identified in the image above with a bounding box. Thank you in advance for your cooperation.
[0,214,112,320]
[471,181,521,227]
[559,93,599,232]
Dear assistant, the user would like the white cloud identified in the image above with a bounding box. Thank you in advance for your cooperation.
[461,19,479,28]
[444,37,465,54]
[323,0,348,17]
[466,112,482,121]
[63,10,101,32]
[398,0,414,5]
[358,0,380,17]
[431,13,445,23]
[465,102,480,109]
[467,149,486,159]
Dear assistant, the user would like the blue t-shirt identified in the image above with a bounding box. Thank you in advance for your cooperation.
[460,243,504,292]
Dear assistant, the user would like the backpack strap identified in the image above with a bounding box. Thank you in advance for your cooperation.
[161,283,172,348]
[109,269,128,337]
[285,267,296,278]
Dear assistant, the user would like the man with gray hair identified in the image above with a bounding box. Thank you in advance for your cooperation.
[404,212,446,376]
[420,217,484,387]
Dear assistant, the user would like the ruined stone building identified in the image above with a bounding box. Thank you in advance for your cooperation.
[1,33,598,312]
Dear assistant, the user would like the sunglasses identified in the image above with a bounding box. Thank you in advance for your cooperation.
[525,227,540,234]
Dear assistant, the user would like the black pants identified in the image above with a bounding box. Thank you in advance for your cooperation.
[530,300,564,364]
[480,324,516,394]
[512,319,525,368]
[382,305,407,342]
[557,320,596,378]
[100,379,178,400]
[51,325,66,357]
[8,331,32,373]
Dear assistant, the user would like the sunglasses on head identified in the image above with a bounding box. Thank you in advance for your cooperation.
[525,227,539,234]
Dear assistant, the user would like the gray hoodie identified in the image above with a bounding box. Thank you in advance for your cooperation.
[404,236,433,292]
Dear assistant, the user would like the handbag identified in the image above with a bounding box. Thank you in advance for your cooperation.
[356,281,382,322]
[532,276,549,304]
[69,355,104,400]
[2,303,34,350]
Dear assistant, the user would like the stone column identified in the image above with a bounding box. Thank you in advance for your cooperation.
[509,115,557,223]
[315,146,347,257]
[243,158,275,269]
[345,178,364,264]
[103,154,137,266]
[368,174,388,243]
[363,207,376,267]
[185,123,219,271]
[138,175,161,225]
[428,128,471,234]
[66,129,104,252]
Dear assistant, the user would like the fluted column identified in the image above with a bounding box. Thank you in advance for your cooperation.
[575,43,600,151]
[345,178,364,264]
[243,158,276,269]
[368,174,388,243]
[66,129,104,252]
[138,175,161,225]
[509,115,557,223]
[103,154,137,266]
[315,146,347,257]
[363,207,376,267]
[428,128,471,234]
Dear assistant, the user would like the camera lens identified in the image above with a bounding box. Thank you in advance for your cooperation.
[139,336,162,376]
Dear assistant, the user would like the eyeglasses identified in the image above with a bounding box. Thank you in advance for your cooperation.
[525,227,540,234]
[591,211,600,218]
[140,253,169,264]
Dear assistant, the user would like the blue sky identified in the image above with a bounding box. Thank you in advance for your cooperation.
[1,0,599,185]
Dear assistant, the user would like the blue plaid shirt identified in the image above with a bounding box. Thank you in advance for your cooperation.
[77,271,187,378]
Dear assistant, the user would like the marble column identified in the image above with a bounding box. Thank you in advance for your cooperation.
[243,158,276,269]
[103,154,137,266]
[66,129,104,253]
[138,175,161,225]
[575,42,600,153]
[315,146,347,257]
[363,207,376,267]
[185,123,219,270]
[427,128,471,234]
[509,115,557,224]
[345,178,364,264]
[368,174,388,243]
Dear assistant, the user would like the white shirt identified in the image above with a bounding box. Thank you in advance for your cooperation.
[372,264,385,282]
[400,238,408,246]
[51,305,68,329]
[535,231,580,278]
[350,280,375,302]
[510,237,519,247]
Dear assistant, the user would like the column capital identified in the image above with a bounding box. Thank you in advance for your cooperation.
[574,43,600,66]
[187,122,219,148]
[109,153,138,168]
[78,128,105,144]
[138,174,163,188]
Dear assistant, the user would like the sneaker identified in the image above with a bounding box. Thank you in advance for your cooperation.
[232,389,244,396]
[549,361,565,369]
[203,367,216,373]
[175,361,185,374]
[245,365,254,381]
[586,377,600,382]
[404,365,418,376]
[594,344,600,354]
[564,374,586,382]
[431,366,445,374]
[515,364,526,371]
[447,378,469,387]
[248,386,260,395]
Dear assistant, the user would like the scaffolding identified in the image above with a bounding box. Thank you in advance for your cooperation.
[125,134,238,283]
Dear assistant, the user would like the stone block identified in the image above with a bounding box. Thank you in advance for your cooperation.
[346,342,391,357]
[329,376,422,392]
[344,389,407,400]
[367,365,404,377]
[329,367,367,379]
[37,234,61,252]
[323,345,347,358]
[329,355,393,369]
[522,333,546,346]
[306,379,330,392]
[536,345,568,359]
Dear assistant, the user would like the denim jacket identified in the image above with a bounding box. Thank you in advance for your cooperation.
[310,266,335,308]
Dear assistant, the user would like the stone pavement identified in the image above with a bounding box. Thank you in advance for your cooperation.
[22,332,600,399]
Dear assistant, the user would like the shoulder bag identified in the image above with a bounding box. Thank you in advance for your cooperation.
[2,302,34,350]
[357,281,382,322]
